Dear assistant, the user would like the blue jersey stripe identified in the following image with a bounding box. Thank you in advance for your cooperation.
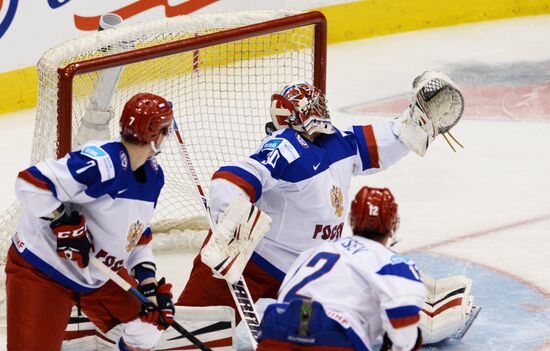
[67,142,163,203]
[376,262,422,283]
[250,128,358,183]
[15,244,95,293]
[352,126,373,170]
[214,166,262,202]
[251,252,285,281]
[385,305,421,320]
[344,327,370,351]
[26,166,58,198]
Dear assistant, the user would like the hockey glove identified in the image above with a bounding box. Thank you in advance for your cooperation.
[50,211,94,268]
[396,71,464,156]
[201,196,272,284]
[139,277,175,330]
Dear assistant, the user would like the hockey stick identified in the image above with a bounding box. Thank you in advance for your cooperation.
[172,120,261,348]
[89,256,213,351]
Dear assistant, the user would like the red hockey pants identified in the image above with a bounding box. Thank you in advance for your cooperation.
[5,245,141,351]
[176,252,281,324]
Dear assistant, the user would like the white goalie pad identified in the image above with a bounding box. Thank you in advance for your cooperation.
[397,71,464,156]
[74,109,114,149]
[201,196,272,284]
[419,273,479,344]
[156,306,236,350]
[62,305,236,351]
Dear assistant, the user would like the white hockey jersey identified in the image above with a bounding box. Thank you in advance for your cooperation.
[209,121,410,279]
[13,140,163,292]
[278,236,426,351]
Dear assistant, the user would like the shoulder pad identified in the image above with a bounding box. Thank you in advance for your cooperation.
[79,143,115,182]
[377,255,422,283]
[259,136,300,164]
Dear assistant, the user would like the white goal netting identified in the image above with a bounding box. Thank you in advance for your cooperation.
[0,10,324,322]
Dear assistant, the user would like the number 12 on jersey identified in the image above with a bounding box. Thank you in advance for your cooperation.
[283,252,340,302]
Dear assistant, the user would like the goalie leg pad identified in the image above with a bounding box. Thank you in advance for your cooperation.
[155,305,236,351]
[201,196,272,284]
[75,109,114,148]
[63,306,236,351]
[420,274,480,344]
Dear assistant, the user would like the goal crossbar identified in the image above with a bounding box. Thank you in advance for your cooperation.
[57,11,327,158]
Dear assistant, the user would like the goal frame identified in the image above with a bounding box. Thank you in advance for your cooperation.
[56,11,327,158]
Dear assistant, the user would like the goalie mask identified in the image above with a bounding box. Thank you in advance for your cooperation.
[350,186,400,247]
[120,93,174,153]
[270,82,335,137]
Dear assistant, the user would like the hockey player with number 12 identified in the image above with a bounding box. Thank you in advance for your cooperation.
[257,186,425,351]
[177,71,465,328]
[6,93,176,351]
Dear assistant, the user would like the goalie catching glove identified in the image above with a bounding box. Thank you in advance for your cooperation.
[201,196,272,284]
[396,71,465,156]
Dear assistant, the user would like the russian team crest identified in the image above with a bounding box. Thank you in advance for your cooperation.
[126,220,145,252]
[330,185,344,217]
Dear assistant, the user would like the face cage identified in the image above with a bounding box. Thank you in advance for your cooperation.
[388,215,401,248]
[150,125,173,156]
[293,93,333,135]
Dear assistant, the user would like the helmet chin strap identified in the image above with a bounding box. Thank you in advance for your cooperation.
[150,140,162,156]
[388,235,400,248]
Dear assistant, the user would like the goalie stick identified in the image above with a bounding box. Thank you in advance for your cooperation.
[172,120,261,349]
[89,256,213,351]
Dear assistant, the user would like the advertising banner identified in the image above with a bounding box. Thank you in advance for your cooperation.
[0,0,350,72]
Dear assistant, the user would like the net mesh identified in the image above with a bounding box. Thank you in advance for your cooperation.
[0,10,321,321]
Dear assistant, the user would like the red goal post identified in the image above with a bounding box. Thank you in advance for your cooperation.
[57,11,327,157]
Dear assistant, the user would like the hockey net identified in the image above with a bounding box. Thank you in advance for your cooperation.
[0,11,326,320]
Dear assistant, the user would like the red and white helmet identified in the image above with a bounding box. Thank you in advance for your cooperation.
[120,93,174,148]
[349,186,400,246]
[270,82,334,137]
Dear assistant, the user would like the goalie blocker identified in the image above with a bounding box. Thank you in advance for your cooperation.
[176,196,274,327]
[201,196,272,284]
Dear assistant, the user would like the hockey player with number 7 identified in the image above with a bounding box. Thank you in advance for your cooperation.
[5,93,176,351]
[177,71,466,331]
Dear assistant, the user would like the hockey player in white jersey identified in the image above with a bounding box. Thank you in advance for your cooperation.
[6,93,176,351]
[177,71,464,325]
[257,186,425,351]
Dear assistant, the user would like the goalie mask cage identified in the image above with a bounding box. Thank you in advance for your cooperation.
[0,10,326,320]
